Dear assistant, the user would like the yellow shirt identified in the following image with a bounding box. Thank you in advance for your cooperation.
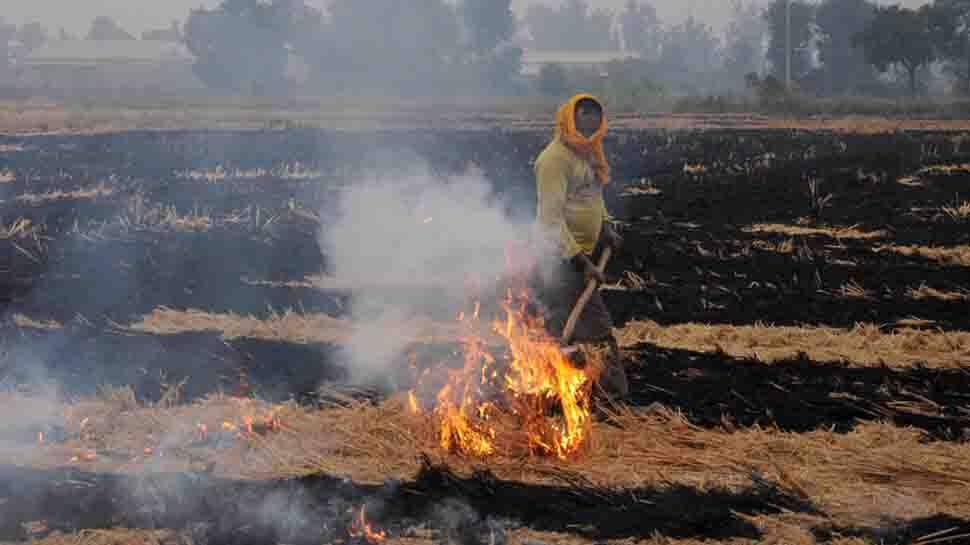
[534,138,609,258]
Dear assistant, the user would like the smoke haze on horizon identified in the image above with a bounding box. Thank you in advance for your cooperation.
[3,0,931,39]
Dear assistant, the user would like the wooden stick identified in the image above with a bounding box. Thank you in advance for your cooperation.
[561,246,612,345]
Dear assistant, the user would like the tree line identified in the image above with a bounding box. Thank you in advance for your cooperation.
[4,0,970,100]
[759,0,970,98]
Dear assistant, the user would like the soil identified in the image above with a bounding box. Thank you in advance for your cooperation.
[0,126,969,545]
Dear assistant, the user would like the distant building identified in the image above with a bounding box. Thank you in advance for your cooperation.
[520,49,641,78]
[19,39,205,93]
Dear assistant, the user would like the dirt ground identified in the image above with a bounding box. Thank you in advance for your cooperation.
[0,123,969,544]
[7,98,970,134]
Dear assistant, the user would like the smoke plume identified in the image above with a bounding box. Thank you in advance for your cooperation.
[319,161,552,385]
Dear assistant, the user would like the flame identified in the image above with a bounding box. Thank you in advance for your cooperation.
[408,391,421,415]
[195,407,284,444]
[37,432,44,444]
[412,271,595,460]
[349,504,386,543]
[500,293,593,458]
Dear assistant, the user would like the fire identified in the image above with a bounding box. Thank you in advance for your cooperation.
[349,504,386,544]
[413,283,596,460]
[501,294,593,458]
[408,391,421,415]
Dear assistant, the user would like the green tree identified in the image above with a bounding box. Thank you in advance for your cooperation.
[763,0,815,82]
[816,0,877,96]
[926,0,970,94]
[854,5,936,97]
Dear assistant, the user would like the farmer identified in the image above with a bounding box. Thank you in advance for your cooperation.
[532,93,629,401]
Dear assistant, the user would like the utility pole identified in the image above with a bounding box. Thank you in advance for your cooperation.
[785,0,792,91]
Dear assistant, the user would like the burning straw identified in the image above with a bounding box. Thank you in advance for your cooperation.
[407,287,598,461]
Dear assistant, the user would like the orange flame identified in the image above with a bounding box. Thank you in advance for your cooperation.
[413,277,595,460]
[408,391,421,415]
[500,293,592,459]
[349,504,386,543]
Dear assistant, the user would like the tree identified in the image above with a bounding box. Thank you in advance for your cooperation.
[17,23,48,51]
[763,0,816,83]
[619,0,662,59]
[926,0,970,94]
[87,16,135,40]
[326,0,461,95]
[723,0,767,86]
[854,5,936,97]
[184,0,302,94]
[461,0,515,54]
[457,0,522,93]
[816,0,877,96]
[656,16,721,92]
[525,0,618,51]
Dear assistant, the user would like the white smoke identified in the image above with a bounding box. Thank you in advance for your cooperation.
[319,161,554,384]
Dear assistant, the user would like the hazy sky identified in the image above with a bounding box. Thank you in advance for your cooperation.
[3,0,930,37]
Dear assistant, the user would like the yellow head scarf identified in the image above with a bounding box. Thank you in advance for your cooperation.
[554,93,610,185]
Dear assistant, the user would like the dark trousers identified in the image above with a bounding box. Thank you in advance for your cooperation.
[532,246,614,344]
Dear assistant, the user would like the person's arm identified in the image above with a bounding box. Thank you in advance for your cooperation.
[597,192,623,250]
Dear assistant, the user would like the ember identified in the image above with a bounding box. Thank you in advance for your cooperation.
[349,504,386,544]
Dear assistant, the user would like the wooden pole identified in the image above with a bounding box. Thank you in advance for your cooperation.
[561,246,612,346]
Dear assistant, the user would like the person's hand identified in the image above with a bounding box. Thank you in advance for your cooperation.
[574,253,607,284]
[602,223,623,250]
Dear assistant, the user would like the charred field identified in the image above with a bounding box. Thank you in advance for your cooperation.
[0,126,969,545]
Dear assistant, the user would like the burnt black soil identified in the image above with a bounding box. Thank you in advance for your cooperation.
[0,457,818,545]
[623,343,970,440]
[1,128,969,420]
[1,128,969,544]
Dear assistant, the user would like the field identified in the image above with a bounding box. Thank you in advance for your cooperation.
[0,121,969,545]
